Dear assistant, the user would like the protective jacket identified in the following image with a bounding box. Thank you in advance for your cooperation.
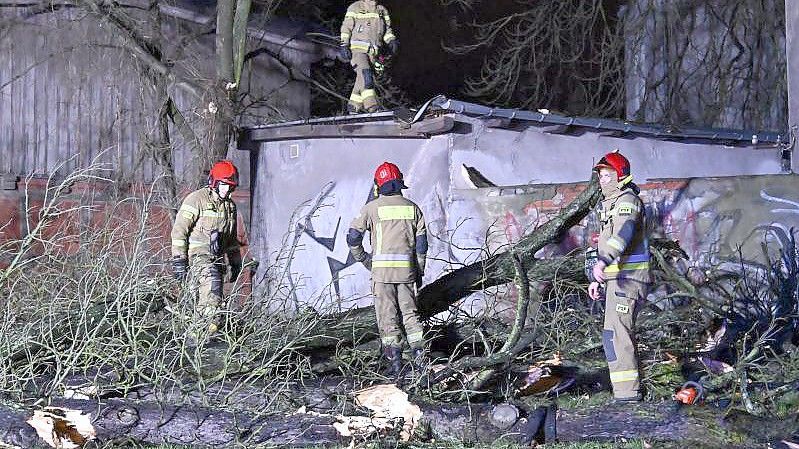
[597,186,650,283]
[340,0,396,55]
[348,193,427,284]
[171,187,240,263]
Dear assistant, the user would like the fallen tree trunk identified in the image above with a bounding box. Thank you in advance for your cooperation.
[5,392,796,448]
[417,175,601,317]
[5,397,342,448]
[304,255,586,352]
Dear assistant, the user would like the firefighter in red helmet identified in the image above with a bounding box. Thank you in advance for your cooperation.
[171,160,243,345]
[589,150,651,402]
[347,162,428,375]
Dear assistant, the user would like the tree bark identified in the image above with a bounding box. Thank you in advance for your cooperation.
[416,175,600,317]
[209,0,239,164]
[305,256,585,353]
[3,397,341,448]
[5,394,794,448]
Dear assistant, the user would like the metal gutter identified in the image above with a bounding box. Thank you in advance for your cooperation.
[432,97,786,145]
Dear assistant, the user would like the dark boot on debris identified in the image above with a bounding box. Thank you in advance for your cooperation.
[611,393,642,404]
[383,346,403,376]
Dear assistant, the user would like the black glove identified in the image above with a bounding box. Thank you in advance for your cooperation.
[362,254,373,271]
[229,262,242,282]
[340,44,352,61]
[172,256,188,281]
[387,39,398,55]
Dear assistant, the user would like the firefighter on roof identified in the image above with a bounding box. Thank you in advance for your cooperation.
[339,0,398,114]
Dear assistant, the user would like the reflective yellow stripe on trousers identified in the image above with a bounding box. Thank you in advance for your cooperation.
[609,370,639,383]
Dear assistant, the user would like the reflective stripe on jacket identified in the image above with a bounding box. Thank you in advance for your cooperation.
[171,187,240,261]
[349,194,426,283]
[340,0,396,54]
[597,189,650,283]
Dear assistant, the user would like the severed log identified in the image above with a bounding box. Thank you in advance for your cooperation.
[5,392,795,448]
[3,397,342,448]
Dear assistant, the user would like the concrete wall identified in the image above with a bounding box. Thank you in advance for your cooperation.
[454,176,799,266]
[251,135,451,310]
[448,119,784,186]
[248,115,793,311]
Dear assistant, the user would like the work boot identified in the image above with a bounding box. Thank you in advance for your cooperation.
[383,346,403,376]
[611,393,642,404]
[346,103,360,115]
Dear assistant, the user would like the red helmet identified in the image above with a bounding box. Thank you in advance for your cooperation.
[594,150,631,181]
[374,161,405,188]
[208,160,239,188]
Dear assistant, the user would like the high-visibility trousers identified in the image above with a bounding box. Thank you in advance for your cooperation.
[602,278,648,399]
[373,281,424,349]
[349,52,378,112]
[188,255,224,340]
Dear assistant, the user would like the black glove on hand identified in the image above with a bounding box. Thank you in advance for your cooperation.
[387,39,398,55]
[172,256,188,281]
[340,44,352,61]
[362,254,373,271]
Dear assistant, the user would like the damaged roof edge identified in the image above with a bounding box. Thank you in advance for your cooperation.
[239,96,787,146]
[436,97,786,145]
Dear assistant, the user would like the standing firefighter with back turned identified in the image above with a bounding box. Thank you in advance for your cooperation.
[588,150,651,402]
[347,162,428,375]
[171,160,243,345]
[339,0,398,114]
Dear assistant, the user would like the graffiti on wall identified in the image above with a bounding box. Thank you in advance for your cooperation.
[468,176,799,268]
[277,174,799,310]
